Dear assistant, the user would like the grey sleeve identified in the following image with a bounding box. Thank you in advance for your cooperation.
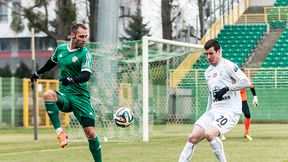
[227,63,250,91]
[229,79,250,91]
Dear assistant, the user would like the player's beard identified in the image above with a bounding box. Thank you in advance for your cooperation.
[74,40,85,48]
[78,42,85,48]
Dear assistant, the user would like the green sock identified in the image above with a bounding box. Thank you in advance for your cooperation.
[45,101,61,129]
[88,137,102,162]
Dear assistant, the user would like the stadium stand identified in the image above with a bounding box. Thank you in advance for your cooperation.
[179,0,288,90]
[261,0,288,68]
[267,0,288,29]
[274,0,288,6]
[262,27,288,68]
[193,24,267,69]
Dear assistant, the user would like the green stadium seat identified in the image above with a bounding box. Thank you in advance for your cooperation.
[194,24,267,70]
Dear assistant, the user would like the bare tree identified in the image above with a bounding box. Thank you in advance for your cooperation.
[161,0,173,40]
[198,0,207,37]
[55,0,77,40]
[87,0,98,42]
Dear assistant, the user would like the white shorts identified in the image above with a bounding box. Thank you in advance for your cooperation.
[195,110,240,135]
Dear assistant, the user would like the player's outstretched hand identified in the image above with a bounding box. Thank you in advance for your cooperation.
[253,96,259,107]
[215,86,229,101]
[30,72,39,82]
[59,77,74,86]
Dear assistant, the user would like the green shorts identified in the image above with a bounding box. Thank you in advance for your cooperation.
[54,91,95,127]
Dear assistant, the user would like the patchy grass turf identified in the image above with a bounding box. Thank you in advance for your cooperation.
[0,124,288,162]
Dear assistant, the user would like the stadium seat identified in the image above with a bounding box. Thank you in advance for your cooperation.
[262,26,288,68]
[193,24,266,69]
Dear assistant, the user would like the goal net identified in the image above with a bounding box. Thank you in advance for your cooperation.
[67,37,204,142]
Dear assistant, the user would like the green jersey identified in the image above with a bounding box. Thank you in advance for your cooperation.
[51,44,92,98]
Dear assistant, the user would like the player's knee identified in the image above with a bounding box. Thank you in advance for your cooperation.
[205,132,218,141]
[43,90,57,101]
[84,127,96,138]
[86,131,95,139]
[187,134,198,144]
[205,134,214,141]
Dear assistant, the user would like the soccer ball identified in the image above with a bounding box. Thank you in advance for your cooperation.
[114,107,134,128]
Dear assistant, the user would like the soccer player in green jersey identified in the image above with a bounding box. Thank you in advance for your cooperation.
[30,23,102,162]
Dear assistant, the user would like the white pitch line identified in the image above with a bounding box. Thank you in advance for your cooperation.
[0,146,87,156]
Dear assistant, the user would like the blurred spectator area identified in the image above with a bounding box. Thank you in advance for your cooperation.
[0,37,54,73]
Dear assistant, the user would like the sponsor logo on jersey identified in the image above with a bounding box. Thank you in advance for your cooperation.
[212,72,217,78]
[212,86,231,102]
[213,95,231,102]
[72,56,78,62]
[47,111,53,114]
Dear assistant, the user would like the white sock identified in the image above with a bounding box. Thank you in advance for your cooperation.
[209,138,227,162]
[179,142,195,162]
[56,127,63,135]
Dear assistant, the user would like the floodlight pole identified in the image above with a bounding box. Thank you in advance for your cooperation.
[31,28,38,142]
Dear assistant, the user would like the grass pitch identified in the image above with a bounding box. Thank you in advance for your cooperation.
[0,124,288,162]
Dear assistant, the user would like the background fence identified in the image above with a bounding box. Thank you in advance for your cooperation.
[0,68,287,128]
[0,77,23,127]
[0,78,69,127]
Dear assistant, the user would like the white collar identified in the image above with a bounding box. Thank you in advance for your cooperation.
[67,44,80,52]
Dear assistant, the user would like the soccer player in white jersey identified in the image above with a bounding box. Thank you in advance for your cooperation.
[178,39,250,162]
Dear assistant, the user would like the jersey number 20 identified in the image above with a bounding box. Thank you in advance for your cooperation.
[216,115,228,126]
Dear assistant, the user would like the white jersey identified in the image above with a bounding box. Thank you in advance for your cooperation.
[205,58,249,114]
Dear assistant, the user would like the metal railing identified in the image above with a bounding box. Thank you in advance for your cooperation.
[22,78,69,128]
[170,68,288,89]
[238,7,288,24]
[199,0,250,44]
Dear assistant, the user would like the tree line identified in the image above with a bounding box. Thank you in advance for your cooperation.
[0,62,54,79]
[1,0,213,43]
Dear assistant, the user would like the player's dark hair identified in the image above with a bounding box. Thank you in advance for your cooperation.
[71,22,87,34]
[204,39,221,52]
